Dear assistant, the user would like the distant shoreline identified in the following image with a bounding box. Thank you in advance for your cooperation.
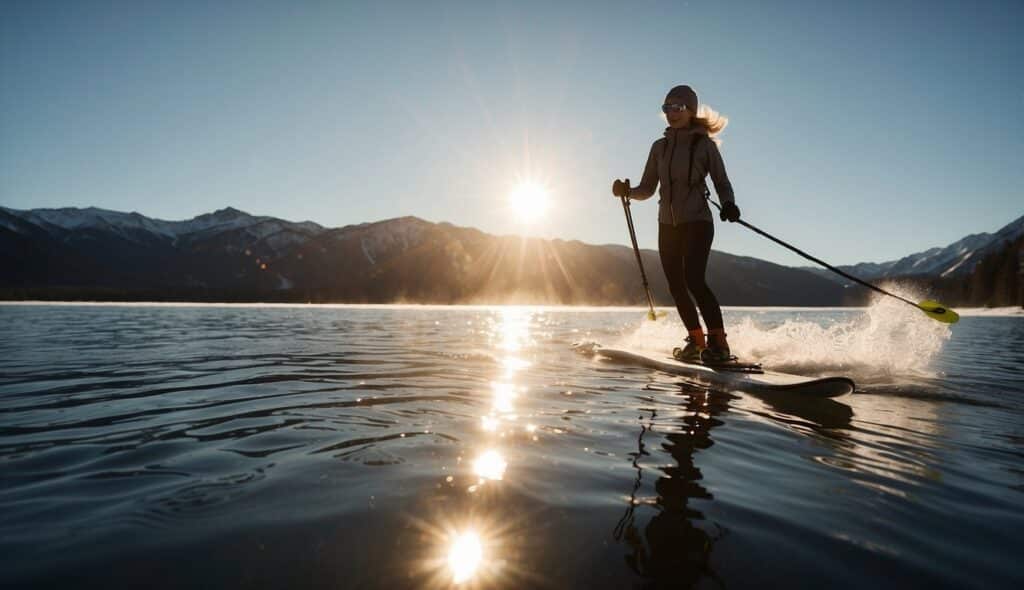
[1,300,1021,316]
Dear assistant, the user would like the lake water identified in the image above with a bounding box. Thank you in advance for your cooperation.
[2,302,1022,589]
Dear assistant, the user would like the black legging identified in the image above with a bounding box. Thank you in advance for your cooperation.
[658,221,724,332]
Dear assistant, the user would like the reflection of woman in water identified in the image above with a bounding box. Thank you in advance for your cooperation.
[614,385,852,588]
[614,387,726,588]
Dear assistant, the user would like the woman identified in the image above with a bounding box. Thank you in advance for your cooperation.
[612,84,741,364]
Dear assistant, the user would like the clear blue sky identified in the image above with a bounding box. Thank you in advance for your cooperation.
[2,0,1021,266]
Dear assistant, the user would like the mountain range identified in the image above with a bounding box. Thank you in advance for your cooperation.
[802,214,1024,307]
[803,214,1024,281]
[1,206,1020,307]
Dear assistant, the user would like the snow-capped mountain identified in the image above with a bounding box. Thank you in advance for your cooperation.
[0,206,178,238]
[0,205,325,248]
[804,214,1024,283]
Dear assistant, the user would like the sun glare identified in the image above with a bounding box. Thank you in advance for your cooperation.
[508,181,549,223]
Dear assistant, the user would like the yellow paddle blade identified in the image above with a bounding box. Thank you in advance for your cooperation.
[917,300,959,324]
[646,310,668,321]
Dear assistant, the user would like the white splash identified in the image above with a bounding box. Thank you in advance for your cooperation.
[614,289,952,379]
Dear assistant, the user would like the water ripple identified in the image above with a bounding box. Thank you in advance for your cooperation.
[1,304,1022,589]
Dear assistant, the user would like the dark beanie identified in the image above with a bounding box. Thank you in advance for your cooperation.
[665,85,698,113]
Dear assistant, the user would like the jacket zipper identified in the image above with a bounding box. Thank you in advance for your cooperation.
[666,130,679,226]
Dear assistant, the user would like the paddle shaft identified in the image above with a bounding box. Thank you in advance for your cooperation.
[619,195,659,315]
[705,198,921,309]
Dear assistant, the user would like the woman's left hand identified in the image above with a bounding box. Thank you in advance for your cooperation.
[720,202,741,222]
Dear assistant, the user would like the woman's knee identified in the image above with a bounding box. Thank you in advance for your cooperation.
[684,267,706,290]
[668,277,690,299]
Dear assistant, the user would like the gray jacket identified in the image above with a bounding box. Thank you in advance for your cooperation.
[629,126,736,225]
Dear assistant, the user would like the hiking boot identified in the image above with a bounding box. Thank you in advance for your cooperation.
[672,336,705,363]
[700,341,733,365]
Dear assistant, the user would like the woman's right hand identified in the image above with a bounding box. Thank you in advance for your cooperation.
[612,178,630,198]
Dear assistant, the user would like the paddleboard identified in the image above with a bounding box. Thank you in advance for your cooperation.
[575,342,854,398]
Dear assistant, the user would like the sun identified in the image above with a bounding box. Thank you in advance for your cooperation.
[508,181,549,223]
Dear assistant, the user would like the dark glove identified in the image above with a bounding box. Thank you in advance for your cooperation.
[612,178,631,198]
[720,201,740,222]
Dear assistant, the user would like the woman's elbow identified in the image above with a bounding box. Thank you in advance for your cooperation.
[631,186,656,200]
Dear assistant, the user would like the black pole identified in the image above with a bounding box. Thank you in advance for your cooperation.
[620,194,658,315]
[706,198,927,310]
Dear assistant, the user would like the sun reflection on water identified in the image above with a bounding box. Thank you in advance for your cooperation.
[491,382,518,414]
[501,358,530,384]
[448,530,484,584]
[473,449,507,481]
[419,308,540,587]
[493,307,534,352]
[481,415,499,432]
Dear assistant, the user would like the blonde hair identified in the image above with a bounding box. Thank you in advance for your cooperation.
[694,104,729,146]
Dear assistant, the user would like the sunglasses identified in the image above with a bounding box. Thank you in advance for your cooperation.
[661,104,690,114]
